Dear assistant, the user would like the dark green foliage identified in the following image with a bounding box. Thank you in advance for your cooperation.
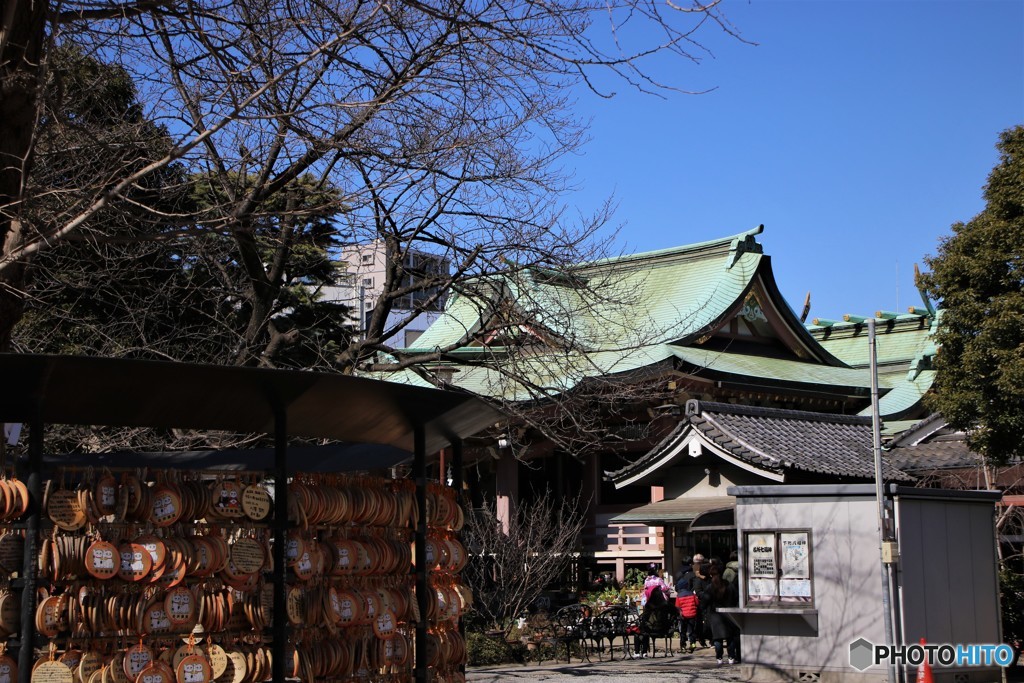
[1000,568,1024,662]
[16,45,202,360]
[186,172,352,369]
[465,630,517,666]
[14,47,354,371]
[920,126,1024,465]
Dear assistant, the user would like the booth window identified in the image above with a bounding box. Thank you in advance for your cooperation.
[744,529,813,606]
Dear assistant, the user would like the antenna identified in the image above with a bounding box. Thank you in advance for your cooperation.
[895,260,899,313]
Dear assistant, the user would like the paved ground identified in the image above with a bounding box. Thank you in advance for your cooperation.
[467,650,1024,683]
[467,647,746,682]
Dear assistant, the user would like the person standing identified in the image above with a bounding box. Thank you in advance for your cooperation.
[689,556,710,648]
[723,551,740,585]
[700,564,740,665]
[674,555,693,589]
[674,576,700,652]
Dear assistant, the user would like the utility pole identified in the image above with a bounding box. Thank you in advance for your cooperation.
[869,318,897,683]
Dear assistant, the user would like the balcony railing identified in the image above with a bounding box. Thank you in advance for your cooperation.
[582,512,663,559]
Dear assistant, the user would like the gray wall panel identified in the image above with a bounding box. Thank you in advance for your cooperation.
[966,502,1000,643]
[896,498,1000,651]
[896,497,928,644]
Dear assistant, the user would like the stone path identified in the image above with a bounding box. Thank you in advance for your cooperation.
[467,648,746,682]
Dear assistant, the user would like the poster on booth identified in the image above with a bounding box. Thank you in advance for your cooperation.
[746,532,777,602]
[779,532,811,601]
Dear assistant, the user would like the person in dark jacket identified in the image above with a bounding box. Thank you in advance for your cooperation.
[723,551,740,585]
[700,564,740,664]
[632,581,674,658]
[689,559,710,647]
[674,576,700,651]
[674,555,693,588]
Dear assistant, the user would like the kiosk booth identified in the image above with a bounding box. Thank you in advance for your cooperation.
[723,484,1003,683]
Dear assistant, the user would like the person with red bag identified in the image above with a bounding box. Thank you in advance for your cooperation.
[675,578,700,652]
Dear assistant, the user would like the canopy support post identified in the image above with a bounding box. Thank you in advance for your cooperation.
[272,405,288,683]
[17,411,42,683]
[414,424,427,683]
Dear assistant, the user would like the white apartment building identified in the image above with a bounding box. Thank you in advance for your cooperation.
[321,240,448,348]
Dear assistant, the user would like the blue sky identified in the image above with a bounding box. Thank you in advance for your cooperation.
[569,0,1023,319]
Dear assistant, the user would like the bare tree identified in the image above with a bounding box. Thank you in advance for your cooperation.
[462,489,587,634]
[2,0,743,362]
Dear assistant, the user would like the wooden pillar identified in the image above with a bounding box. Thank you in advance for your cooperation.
[451,440,463,504]
[451,439,465,677]
[494,450,517,533]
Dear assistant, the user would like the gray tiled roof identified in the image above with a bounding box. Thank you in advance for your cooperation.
[608,400,911,483]
[887,437,982,472]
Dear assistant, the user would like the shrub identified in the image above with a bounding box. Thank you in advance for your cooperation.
[466,630,515,666]
[624,567,646,589]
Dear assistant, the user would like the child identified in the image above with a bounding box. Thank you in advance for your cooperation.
[642,563,671,605]
[674,578,700,652]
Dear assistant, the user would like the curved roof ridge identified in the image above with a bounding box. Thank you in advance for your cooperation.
[686,399,872,425]
[581,225,764,270]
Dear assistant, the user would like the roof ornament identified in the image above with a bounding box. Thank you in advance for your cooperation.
[906,352,935,381]
[799,292,811,323]
[727,224,765,268]
[912,263,936,316]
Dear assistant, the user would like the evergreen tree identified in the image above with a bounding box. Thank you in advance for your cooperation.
[15,48,353,371]
[919,126,1024,465]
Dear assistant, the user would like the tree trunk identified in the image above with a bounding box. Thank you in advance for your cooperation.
[0,0,47,348]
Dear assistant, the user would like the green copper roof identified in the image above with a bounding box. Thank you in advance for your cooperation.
[807,313,938,419]
[411,228,767,354]
[810,315,934,368]
[380,227,930,419]
[880,419,920,437]
[669,347,873,390]
[857,369,936,420]
[367,345,677,402]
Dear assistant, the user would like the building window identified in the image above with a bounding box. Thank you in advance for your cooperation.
[744,529,812,606]
[361,253,373,263]
[362,277,374,287]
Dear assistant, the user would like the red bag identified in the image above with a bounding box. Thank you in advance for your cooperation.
[675,593,699,619]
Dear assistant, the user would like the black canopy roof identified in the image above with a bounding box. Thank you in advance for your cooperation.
[0,354,502,454]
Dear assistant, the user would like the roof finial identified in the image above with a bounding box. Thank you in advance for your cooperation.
[913,263,936,316]
[799,292,811,323]
[727,224,765,268]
